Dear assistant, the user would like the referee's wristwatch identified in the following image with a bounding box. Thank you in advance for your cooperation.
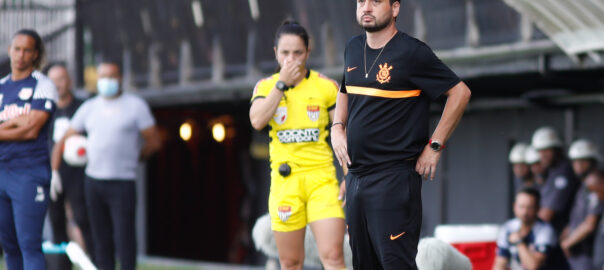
[429,139,445,152]
[275,81,291,91]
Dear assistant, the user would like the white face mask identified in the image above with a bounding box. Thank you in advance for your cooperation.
[97,78,119,97]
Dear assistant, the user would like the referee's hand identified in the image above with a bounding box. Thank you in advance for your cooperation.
[416,145,442,180]
[330,124,350,167]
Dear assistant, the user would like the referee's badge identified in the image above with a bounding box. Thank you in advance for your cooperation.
[277,205,292,222]
[19,87,33,100]
[376,63,393,84]
[307,105,320,122]
[274,107,287,125]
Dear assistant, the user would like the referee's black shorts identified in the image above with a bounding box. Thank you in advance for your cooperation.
[345,160,422,270]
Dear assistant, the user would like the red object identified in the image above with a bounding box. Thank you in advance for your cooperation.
[77,148,86,156]
[451,241,497,270]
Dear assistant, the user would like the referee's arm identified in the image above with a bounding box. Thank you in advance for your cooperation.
[249,87,284,130]
[416,81,471,180]
[0,110,50,141]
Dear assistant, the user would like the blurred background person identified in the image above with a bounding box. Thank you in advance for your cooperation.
[51,60,161,270]
[249,21,347,270]
[525,145,546,187]
[509,142,538,193]
[0,29,58,270]
[532,126,579,235]
[560,139,603,269]
[45,62,95,267]
[493,188,569,270]
[585,169,604,270]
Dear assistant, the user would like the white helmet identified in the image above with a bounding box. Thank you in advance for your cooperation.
[63,135,87,167]
[569,139,601,161]
[531,126,563,150]
[509,143,528,163]
[524,146,541,164]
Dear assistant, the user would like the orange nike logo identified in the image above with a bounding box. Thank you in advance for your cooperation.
[390,232,406,240]
[347,66,357,72]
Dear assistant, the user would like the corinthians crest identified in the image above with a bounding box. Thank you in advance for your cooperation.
[277,205,292,222]
[376,63,393,84]
[307,105,320,121]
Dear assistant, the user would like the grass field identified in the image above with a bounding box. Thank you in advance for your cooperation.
[0,257,239,270]
[0,262,202,270]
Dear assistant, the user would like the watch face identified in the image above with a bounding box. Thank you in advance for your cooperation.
[430,142,441,151]
[276,81,287,91]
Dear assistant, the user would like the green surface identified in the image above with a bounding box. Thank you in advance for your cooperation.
[0,258,205,270]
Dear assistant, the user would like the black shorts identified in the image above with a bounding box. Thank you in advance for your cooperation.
[345,160,422,270]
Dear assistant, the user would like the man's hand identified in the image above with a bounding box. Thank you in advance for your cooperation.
[415,145,442,180]
[508,232,522,245]
[338,179,346,207]
[50,170,63,201]
[0,115,28,129]
[278,59,302,86]
[561,240,572,257]
[331,125,350,167]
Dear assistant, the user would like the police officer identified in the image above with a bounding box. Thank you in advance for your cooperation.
[560,139,603,270]
[585,170,604,270]
[532,127,579,235]
[509,142,537,193]
[525,145,545,186]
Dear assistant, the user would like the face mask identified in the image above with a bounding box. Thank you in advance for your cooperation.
[97,78,119,97]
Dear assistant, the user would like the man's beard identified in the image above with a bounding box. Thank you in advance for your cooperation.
[359,15,392,33]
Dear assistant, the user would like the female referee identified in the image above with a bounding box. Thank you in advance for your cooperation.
[249,21,347,270]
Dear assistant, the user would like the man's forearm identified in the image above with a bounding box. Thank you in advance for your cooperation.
[333,92,348,124]
[140,142,160,161]
[516,243,543,270]
[430,82,471,143]
[563,215,599,249]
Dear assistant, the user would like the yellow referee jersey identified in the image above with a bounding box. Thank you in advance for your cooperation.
[251,70,338,172]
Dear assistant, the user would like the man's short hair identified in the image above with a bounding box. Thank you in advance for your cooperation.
[390,0,401,3]
[43,61,68,75]
[98,57,123,75]
[517,187,541,208]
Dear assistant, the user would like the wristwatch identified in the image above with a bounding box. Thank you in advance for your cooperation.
[429,139,445,152]
[275,81,290,91]
[509,239,520,246]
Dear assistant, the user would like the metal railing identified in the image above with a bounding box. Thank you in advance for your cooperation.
[0,0,76,71]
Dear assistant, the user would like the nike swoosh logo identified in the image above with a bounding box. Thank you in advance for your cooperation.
[347,66,357,72]
[390,232,406,240]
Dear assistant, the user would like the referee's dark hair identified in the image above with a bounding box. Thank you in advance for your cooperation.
[390,0,401,3]
[274,20,309,49]
[517,187,541,209]
[13,29,45,70]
